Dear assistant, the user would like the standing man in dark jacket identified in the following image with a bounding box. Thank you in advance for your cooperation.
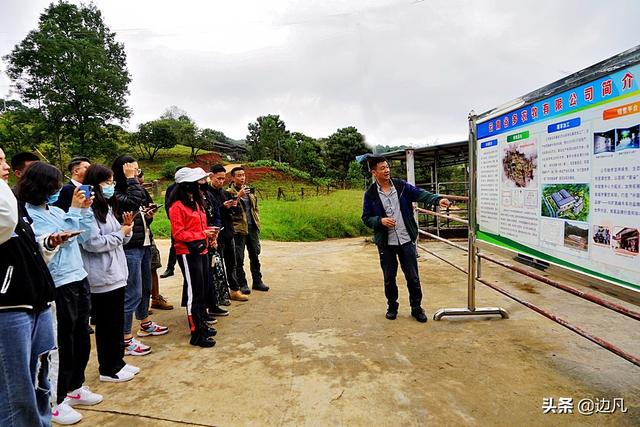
[0,148,57,426]
[228,166,269,294]
[53,156,91,212]
[209,164,248,302]
[362,156,449,323]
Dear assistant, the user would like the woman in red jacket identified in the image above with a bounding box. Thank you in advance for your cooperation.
[168,168,219,347]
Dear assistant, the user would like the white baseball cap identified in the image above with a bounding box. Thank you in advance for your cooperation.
[175,167,209,183]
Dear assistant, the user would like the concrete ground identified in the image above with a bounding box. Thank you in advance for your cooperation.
[79,238,639,426]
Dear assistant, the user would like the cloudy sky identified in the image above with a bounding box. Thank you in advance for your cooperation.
[0,0,638,147]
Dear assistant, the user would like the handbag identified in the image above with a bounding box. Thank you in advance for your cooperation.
[186,239,207,255]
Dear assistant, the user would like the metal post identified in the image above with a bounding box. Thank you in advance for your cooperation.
[406,148,419,235]
[434,151,440,236]
[433,111,508,320]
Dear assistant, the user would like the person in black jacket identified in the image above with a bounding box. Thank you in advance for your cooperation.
[0,148,57,426]
[209,164,248,302]
[53,156,91,213]
[112,155,169,356]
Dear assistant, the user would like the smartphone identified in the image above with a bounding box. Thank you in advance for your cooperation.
[79,185,92,198]
[63,230,84,237]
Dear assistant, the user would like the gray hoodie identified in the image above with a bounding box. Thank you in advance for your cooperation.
[80,207,132,293]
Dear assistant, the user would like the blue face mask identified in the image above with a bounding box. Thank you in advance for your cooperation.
[47,190,61,205]
[102,184,115,199]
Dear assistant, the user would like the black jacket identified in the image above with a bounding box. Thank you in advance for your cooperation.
[209,187,236,243]
[115,178,154,249]
[0,203,55,312]
[52,181,77,212]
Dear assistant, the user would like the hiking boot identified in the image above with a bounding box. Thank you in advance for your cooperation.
[65,386,103,406]
[159,269,174,278]
[411,307,428,323]
[52,402,82,425]
[252,282,269,292]
[151,295,174,310]
[230,290,249,301]
[240,284,251,295]
[137,321,169,337]
[386,302,398,320]
[190,334,215,348]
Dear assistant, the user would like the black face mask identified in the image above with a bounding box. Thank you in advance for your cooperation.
[199,183,209,192]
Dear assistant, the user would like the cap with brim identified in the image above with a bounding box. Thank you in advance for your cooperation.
[175,167,209,184]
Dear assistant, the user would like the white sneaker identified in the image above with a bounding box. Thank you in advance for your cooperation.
[66,385,103,406]
[52,402,82,425]
[99,366,135,382]
[123,363,140,375]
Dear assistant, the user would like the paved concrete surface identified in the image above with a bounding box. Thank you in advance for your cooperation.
[78,238,639,426]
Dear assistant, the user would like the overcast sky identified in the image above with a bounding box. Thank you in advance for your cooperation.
[0,0,638,147]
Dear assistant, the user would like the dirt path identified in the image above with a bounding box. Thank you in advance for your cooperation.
[80,238,639,426]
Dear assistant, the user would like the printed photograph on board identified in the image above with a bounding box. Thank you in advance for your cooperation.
[615,125,640,151]
[541,184,589,222]
[612,227,639,255]
[564,221,589,252]
[593,129,615,154]
[592,225,611,246]
[502,141,537,188]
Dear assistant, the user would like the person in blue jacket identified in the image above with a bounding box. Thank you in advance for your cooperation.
[361,156,450,323]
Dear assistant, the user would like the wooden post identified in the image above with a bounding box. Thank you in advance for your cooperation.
[301,187,304,199]
[152,180,160,198]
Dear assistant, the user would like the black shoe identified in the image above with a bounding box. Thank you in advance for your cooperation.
[385,310,397,320]
[210,306,229,317]
[202,326,217,337]
[240,285,251,295]
[411,308,428,323]
[159,269,174,279]
[190,334,215,348]
[87,325,95,334]
[219,299,231,306]
[252,282,269,292]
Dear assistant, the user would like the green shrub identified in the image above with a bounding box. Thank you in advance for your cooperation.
[161,160,181,179]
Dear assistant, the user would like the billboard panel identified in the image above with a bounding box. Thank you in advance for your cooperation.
[476,61,640,291]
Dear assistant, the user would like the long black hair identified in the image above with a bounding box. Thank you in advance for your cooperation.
[169,181,204,211]
[111,155,137,192]
[83,164,116,224]
[15,161,63,206]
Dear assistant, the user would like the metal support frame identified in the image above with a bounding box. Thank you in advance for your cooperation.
[433,111,508,320]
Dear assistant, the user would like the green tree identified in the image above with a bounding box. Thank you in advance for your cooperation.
[246,114,289,161]
[4,1,131,155]
[324,127,368,182]
[132,119,177,161]
[285,132,326,177]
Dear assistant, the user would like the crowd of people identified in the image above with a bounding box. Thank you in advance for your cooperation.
[0,147,269,426]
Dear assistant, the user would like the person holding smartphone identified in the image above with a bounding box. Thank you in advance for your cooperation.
[80,164,141,383]
[112,155,169,357]
[18,161,101,425]
[228,166,269,294]
[169,168,219,348]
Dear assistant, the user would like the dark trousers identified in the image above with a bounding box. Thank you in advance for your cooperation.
[91,287,126,377]
[377,242,423,310]
[55,278,91,404]
[166,238,177,272]
[234,225,262,287]
[219,238,239,291]
[177,253,209,336]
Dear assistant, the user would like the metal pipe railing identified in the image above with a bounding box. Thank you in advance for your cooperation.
[416,207,469,225]
[418,242,640,367]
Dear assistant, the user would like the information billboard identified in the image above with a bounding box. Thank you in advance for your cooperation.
[476,54,640,291]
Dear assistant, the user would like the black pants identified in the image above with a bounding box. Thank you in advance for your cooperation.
[167,239,177,272]
[219,238,239,291]
[377,242,423,309]
[55,278,91,404]
[177,253,209,336]
[91,287,126,377]
[234,225,262,287]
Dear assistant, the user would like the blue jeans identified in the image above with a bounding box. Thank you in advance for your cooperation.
[123,246,152,334]
[377,242,423,309]
[0,308,55,427]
